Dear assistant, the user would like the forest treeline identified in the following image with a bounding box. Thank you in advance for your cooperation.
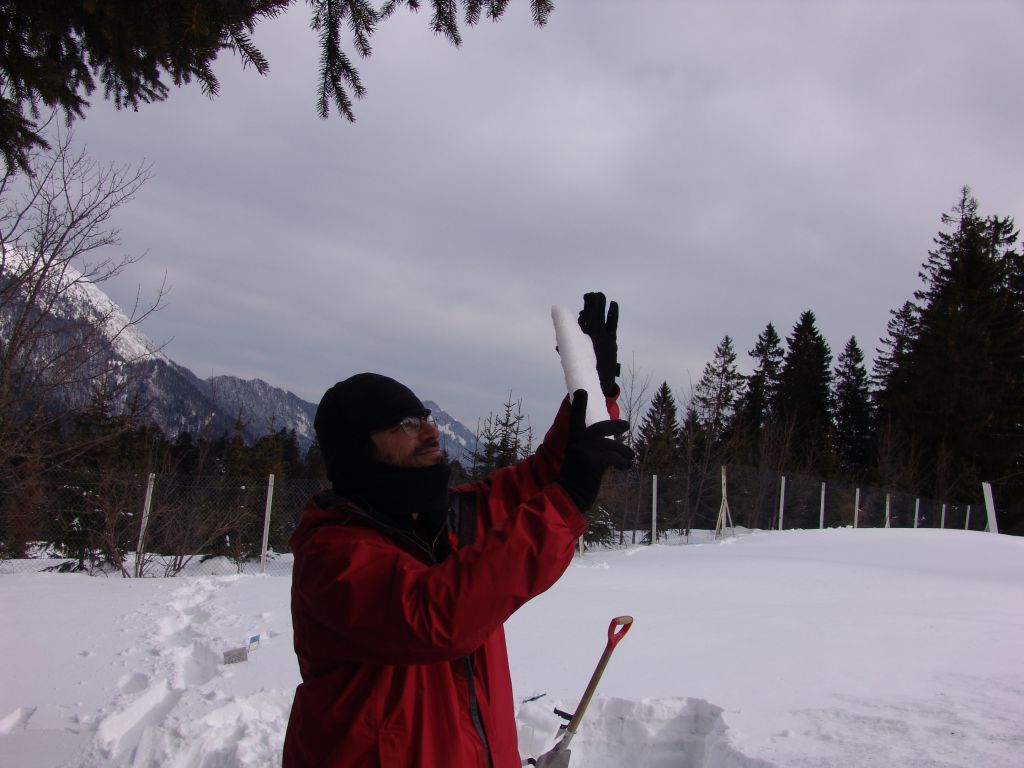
[472,188,1024,539]
[611,187,1023,537]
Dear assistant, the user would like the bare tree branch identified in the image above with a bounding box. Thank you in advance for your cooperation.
[0,125,164,493]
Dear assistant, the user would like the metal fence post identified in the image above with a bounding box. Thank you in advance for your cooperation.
[819,482,826,529]
[135,473,156,578]
[854,487,860,529]
[885,494,891,528]
[914,498,920,529]
[778,475,786,531]
[941,503,947,529]
[982,482,999,534]
[260,473,276,574]
[650,474,657,544]
[964,504,971,531]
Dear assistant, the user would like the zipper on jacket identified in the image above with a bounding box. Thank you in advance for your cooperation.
[464,653,494,768]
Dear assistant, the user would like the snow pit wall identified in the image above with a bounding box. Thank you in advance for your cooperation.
[517,696,775,768]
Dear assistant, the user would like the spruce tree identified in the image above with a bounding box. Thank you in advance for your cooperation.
[630,382,681,539]
[735,322,784,431]
[692,335,745,441]
[776,310,833,470]
[892,188,1024,500]
[633,381,680,472]
[684,338,745,531]
[0,0,556,172]
[469,393,532,479]
[871,301,919,417]
[832,337,872,478]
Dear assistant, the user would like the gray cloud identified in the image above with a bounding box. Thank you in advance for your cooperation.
[71,0,1024,428]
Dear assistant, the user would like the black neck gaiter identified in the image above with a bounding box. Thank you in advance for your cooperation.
[336,459,453,551]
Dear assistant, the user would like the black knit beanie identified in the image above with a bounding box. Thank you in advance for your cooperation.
[314,372,432,487]
[315,373,451,545]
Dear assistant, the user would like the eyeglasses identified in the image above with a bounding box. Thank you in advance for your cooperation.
[391,414,436,438]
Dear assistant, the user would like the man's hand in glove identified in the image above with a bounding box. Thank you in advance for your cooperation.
[557,390,635,512]
[578,292,621,398]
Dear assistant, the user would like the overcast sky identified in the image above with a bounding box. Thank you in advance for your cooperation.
[71,0,1024,430]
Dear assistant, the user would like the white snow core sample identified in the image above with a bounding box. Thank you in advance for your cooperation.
[552,305,606,427]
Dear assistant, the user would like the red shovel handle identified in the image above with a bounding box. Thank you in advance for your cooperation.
[607,615,633,649]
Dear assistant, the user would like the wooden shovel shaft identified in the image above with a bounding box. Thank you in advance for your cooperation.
[565,616,633,735]
[526,617,634,767]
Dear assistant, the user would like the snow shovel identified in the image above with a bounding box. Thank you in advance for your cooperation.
[526,615,634,768]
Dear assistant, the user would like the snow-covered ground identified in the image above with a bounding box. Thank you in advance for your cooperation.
[2,527,1022,767]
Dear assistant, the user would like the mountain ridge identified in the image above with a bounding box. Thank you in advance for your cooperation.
[1,253,477,460]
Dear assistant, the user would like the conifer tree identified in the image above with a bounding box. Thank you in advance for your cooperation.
[871,301,918,417]
[832,336,872,478]
[675,401,704,531]
[776,310,833,470]
[631,382,681,538]
[692,335,745,442]
[889,188,1024,500]
[995,214,1024,312]
[0,0,556,172]
[469,392,532,480]
[735,323,784,431]
[633,382,680,471]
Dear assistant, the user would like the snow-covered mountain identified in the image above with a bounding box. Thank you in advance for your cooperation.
[1,248,169,365]
[204,375,318,448]
[1,254,477,455]
[424,400,477,465]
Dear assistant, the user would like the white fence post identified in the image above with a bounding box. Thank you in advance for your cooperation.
[914,498,920,529]
[650,474,657,544]
[964,504,971,531]
[135,473,156,578]
[885,494,891,528]
[819,482,826,529]
[260,474,276,574]
[778,475,786,531]
[982,482,999,533]
[854,487,860,529]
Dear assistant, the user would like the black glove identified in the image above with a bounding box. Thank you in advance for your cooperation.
[557,390,635,512]
[578,292,620,397]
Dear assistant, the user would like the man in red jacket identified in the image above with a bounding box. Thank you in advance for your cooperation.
[284,295,632,767]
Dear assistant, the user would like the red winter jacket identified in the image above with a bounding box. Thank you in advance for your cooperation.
[283,396,614,768]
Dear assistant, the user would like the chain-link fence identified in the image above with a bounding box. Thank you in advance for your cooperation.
[0,469,320,576]
[1,464,1011,576]
[592,463,1001,547]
